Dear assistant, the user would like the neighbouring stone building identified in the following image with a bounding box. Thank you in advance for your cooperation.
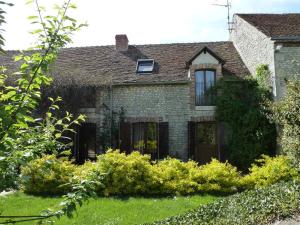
[1,13,299,164]
[230,14,300,99]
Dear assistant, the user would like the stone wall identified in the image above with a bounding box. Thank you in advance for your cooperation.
[230,15,277,95]
[274,44,300,98]
[94,83,215,160]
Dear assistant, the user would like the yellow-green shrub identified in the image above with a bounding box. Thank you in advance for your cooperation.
[241,155,299,189]
[94,149,155,195]
[152,158,199,195]
[21,155,75,195]
[195,159,241,193]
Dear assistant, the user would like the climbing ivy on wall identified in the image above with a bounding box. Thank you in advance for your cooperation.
[215,67,276,171]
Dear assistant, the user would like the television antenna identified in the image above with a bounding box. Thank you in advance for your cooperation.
[212,0,234,33]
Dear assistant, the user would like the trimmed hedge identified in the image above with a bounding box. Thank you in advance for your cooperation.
[20,150,298,196]
[150,181,300,225]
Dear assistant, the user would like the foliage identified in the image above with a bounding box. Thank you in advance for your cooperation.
[196,159,241,194]
[152,158,200,195]
[20,155,75,195]
[0,1,90,224]
[100,107,125,150]
[0,0,85,191]
[150,181,300,225]
[19,152,297,198]
[255,64,272,91]
[215,74,276,171]
[73,151,242,196]
[91,150,155,195]
[0,1,13,53]
[270,80,300,166]
[241,155,298,189]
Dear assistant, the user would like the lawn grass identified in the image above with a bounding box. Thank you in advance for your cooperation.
[0,192,219,225]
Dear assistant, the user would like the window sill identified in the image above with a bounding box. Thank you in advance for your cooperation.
[195,106,216,111]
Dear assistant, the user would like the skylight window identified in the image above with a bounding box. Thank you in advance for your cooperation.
[136,59,154,74]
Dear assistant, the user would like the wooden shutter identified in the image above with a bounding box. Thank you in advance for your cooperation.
[158,122,169,159]
[119,122,132,154]
[188,121,196,159]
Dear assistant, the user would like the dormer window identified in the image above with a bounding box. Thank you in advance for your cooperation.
[136,59,154,74]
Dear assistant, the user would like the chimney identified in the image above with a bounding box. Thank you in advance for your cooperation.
[115,34,129,52]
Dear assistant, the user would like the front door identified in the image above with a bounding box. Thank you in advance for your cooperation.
[194,122,218,164]
[76,123,96,164]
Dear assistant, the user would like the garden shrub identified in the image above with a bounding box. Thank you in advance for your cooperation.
[20,155,75,195]
[152,158,200,195]
[93,150,155,196]
[21,151,297,197]
[215,75,276,171]
[270,80,300,166]
[150,181,300,225]
[195,159,241,194]
[241,155,299,189]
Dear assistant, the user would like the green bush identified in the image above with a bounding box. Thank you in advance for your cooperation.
[196,159,241,193]
[76,151,242,196]
[152,158,199,195]
[20,155,75,195]
[270,80,300,166]
[241,155,298,189]
[21,152,298,197]
[150,181,300,225]
[91,149,155,196]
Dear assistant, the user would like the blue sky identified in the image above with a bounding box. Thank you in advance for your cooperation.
[2,0,300,50]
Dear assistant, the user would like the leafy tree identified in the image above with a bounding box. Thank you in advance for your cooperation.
[270,80,300,167]
[215,72,276,171]
[0,0,85,190]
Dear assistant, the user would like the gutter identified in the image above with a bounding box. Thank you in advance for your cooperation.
[111,80,189,86]
[271,36,300,42]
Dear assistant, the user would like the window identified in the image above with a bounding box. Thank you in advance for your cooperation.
[195,122,216,145]
[136,59,154,74]
[195,70,216,106]
[133,122,158,155]
[119,121,169,159]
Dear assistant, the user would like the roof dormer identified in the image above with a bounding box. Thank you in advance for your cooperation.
[186,46,225,67]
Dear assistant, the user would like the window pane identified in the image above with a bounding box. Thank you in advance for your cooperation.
[196,123,216,144]
[133,122,158,155]
[133,123,145,151]
[206,71,215,88]
[137,60,154,73]
[205,71,216,105]
[145,123,158,154]
[195,71,205,105]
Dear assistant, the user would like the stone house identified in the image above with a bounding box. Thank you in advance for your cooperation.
[230,14,300,99]
[1,13,299,164]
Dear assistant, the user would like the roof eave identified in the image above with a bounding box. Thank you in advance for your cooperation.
[271,36,300,42]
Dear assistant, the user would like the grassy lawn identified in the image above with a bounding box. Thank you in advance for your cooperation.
[0,192,219,225]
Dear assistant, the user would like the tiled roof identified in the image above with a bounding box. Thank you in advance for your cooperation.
[237,13,300,38]
[1,41,249,87]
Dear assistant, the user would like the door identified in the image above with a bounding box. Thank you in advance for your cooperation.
[76,123,96,164]
[194,122,218,164]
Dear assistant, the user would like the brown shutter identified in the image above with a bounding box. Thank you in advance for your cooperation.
[119,122,132,154]
[158,122,169,159]
[188,121,196,159]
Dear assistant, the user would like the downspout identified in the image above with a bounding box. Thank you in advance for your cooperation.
[109,83,113,148]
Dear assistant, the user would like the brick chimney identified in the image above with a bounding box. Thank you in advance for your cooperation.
[115,34,129,52]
